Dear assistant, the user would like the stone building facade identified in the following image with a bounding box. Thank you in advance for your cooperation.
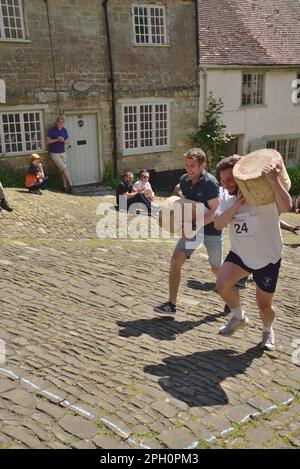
[0,0,199,186]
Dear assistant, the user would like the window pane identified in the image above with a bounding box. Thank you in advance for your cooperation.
[242,73,264,105]
[123,102,169,153]
[0,0,25,40]
[0,110,43,154]
[140,104,153,147]
[133,6,149,44]
[124,106,138,149]
[2,112,23,153]
[150,7,166,45]
[133,4,166,45]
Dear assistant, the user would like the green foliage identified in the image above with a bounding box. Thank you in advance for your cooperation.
[287,166,300,195]
[191,92,232,170]
[102,163,121,189]
[0,160,25,187]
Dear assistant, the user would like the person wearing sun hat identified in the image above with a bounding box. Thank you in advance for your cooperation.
[25,153,49,195]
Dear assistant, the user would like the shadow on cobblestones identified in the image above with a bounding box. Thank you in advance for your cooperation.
[117,313,226,341]
[187,279,216,291]
[144,345,263,406]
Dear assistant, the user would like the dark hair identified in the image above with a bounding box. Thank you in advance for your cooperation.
[216,155,242,178]
[139,170,149,179]
[184,148,206,164]
[123,171,133,179]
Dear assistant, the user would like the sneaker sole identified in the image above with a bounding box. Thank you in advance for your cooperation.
[261,343,275,351]
[153,308,176,318]
[219,317,249,337]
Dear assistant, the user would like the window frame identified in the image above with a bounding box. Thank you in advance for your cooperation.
[0,110,45,156]
[241,72,265,106]
[0,0,26,42]
[296,72,300,104]
[121,98,171,156]
[132,3,168,46]
[267,137,300,168]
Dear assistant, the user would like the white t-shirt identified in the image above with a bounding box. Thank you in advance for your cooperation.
[217,189,282,269]
[133,180,153,194]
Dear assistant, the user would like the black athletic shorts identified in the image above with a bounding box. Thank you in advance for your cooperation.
[224,251,281,293]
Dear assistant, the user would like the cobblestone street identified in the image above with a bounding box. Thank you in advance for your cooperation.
[0,187,300,449]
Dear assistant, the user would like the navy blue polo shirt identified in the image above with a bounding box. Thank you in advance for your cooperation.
[47,126,69,153]
[179,170,221,236]
[116,181,132,205]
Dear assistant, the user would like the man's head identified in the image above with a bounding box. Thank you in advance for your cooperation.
[216,155,241,195]
[123,171,134,184]
[56,117,65,130]
[184,148,206,180]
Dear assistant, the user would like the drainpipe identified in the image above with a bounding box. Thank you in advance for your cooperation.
[194,0,201,126]
[103,0,118,176]
[44,0,61,114]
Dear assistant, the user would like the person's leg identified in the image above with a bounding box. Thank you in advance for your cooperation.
[154,242,190,316]
[169,250,188,305]
[40,177,49,190]
[61,171,68,189]
[253,260,281,350]
[62,169,73,188]
[216,262,249,310]
[29,183,43,194]
[256,287,276,350]
[0,182,5,200]
[51,153,72,190]
[204,234,223,276]
[0,182,13,211]
[256,286,275,328]
[62,152,73,190]
[132,193,152,213]
[217,258,250,336]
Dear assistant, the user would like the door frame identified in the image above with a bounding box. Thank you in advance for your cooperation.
[64,110,104,184]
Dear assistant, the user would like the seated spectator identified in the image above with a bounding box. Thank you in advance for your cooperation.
[133,170,155,202]
[0,182,13,212]
[116,171,152,214]
[25,154,49,195]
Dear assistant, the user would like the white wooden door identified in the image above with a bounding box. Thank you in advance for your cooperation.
[65,113,100,185]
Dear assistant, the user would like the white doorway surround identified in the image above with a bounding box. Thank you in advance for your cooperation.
[64,113,101,185]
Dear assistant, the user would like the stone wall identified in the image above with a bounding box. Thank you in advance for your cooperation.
[0,0,199,181]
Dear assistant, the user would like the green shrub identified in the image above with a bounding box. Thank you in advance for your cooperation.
[102,163,121,189]
[287,166,300,195]
[190,92,233,171]
[0,161,25,187]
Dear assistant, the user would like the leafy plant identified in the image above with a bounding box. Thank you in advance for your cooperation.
[287,166,300,195]
[0,160,25,187]
[102,163,121,189]
[191,92,233,171]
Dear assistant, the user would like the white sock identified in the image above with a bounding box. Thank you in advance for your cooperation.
[263,325,273,333]
[231,306,244,320]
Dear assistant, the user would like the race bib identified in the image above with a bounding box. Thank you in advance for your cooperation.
[231,214,256,239]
